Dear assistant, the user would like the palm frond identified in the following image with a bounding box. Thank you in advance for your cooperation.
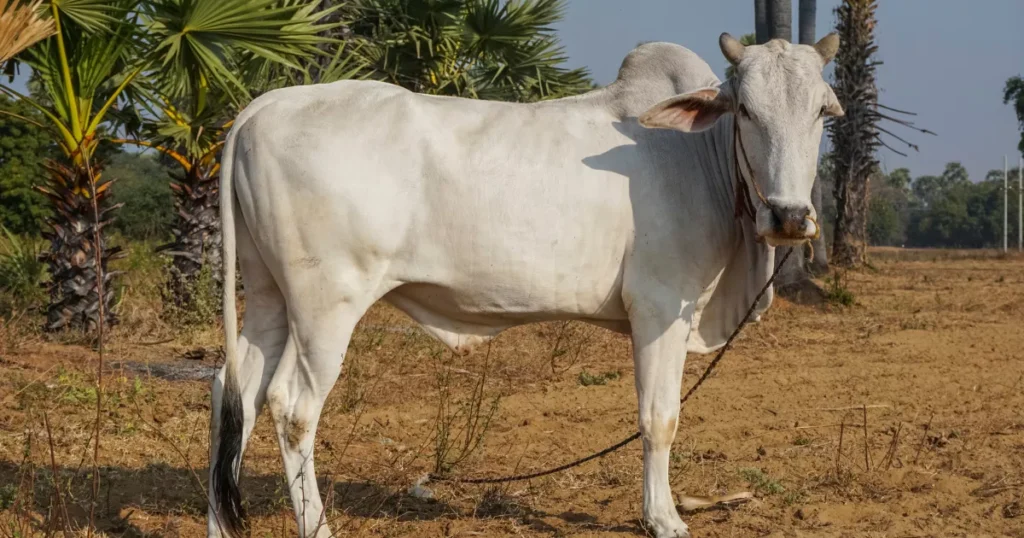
[143,0,341,102]
[50,0,127,34]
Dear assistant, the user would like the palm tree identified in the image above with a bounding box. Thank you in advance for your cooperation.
[798,0,816,45]
[768,0,792,42]
[1,0,337,330]
[829,0,879,267]
[0,0,141,331]
[354,0,591,102]
[754,0,769,44]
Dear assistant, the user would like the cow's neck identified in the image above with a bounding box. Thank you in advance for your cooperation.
[682,113,755,266]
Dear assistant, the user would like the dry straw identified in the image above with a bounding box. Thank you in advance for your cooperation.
[0,0,55,65]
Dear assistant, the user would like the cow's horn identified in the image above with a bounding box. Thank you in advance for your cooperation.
[719,33,745,66]
[814,32,840,65]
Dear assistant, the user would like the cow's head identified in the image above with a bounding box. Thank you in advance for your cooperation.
[638,33,843,246]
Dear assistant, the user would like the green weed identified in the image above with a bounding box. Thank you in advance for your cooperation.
[824,271,855,307]
[578,369,620,386]
[739,467,785,495]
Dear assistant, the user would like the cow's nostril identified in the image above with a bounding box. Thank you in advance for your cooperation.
[771,205,811,235]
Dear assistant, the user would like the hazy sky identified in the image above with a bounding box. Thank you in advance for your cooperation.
[555,0,1024,180]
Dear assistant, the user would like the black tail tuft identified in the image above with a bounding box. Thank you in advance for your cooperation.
[213,374,247,537]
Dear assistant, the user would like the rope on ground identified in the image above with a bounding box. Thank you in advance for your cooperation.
[428,248,795,485]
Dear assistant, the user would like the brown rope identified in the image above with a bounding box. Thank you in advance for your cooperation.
[429,248,795,485]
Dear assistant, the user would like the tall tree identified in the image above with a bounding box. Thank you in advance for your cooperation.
[1005,75,1024,156]
[798,0,816,46]
[827,0,931,266]
[769,0,792,42]
[755,0,770,44]
[828,0,879,267]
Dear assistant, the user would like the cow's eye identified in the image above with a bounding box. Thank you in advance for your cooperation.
[819,105,828,117]
[738,104,750,118]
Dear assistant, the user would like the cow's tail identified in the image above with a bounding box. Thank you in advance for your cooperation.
[212,121,246,537]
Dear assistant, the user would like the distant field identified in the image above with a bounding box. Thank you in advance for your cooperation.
[2,252,1023,537]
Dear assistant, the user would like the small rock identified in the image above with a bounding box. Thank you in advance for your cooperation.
[1004,501,1021,519]
[757,446,767,457]
[794,508,806,520]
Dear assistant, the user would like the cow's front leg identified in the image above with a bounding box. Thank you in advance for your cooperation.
[630,301,693,538]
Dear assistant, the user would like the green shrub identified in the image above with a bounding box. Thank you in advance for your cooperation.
[739,467,785,495]
[107,153,175,241]
[578,369,620,386]
[0,226,47,314]
[824,271,855,307]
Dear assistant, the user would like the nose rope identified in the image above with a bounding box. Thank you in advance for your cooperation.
[732,117,821,250]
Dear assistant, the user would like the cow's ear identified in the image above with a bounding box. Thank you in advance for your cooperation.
[639,88,732,133]
[823,85,844,117]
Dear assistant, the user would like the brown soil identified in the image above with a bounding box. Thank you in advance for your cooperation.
[2,250,1023,537]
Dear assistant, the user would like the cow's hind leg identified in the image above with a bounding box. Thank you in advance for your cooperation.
[208,216,288,538]
[266,280,377,537]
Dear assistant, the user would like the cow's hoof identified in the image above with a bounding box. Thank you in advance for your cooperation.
[645,514,690,538]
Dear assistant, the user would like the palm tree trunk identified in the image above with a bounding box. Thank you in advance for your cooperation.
[829,0,880,268]
[159,161,222,316]
[37,160,123,332]
[755,0,770,44]
[798,0,817,45]
[769,0,792,42]
[809,176,829,274]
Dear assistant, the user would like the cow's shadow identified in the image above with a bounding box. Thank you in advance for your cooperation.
[0,461,642,535]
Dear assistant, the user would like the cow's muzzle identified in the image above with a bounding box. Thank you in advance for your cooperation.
[760,202,818,245]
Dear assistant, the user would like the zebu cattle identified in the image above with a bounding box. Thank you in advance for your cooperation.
[208,33,842,538]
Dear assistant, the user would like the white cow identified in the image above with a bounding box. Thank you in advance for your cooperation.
[208,34,843,538]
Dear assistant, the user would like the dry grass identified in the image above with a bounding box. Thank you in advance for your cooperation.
[1,249,1023,536]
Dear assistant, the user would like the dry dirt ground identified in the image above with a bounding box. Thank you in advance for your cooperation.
[2,249,1023,537]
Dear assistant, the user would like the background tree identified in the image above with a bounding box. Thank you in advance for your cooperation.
[798,0,816,45]
[1,0,143,331]
[106,153,174,241]
[1005,75,1024,155]
[0,94,52,235]
[768,0,792,41]
[828,0,932,267]
[828,0,879,267]
[755,0,769,44]
[2,0,338,331]
[867,167,910,246]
